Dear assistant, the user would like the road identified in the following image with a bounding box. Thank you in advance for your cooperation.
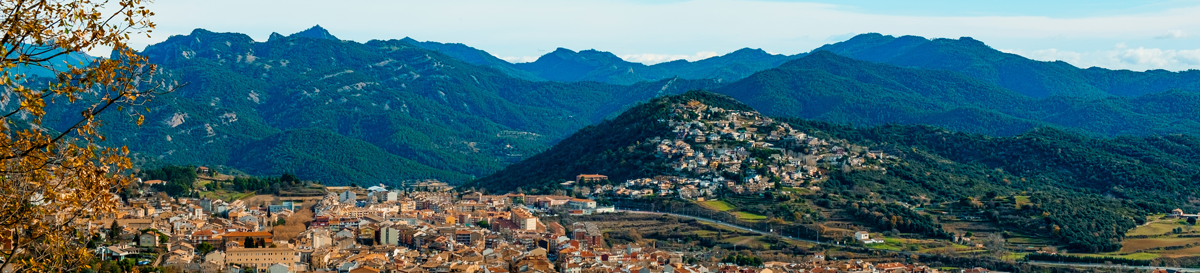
[616,208,1200,272]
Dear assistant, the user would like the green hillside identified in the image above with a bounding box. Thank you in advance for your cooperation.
[227,129,471,186]
[471,91,1198,253]
[98,26,720,185]
[466,91,752,190]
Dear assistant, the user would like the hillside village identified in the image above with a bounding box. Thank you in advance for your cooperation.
[78,178,974,273]
[585,100,896,199]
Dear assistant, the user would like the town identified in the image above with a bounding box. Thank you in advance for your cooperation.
[86,176,968,273]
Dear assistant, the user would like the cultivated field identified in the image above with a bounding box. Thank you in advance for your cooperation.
[1127,219,1192,237]
[699,200,735,211]
[1119,237,1200,253]
[733,211,767,221]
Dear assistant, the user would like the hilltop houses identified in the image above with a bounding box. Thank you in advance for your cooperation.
[585,99,896,200]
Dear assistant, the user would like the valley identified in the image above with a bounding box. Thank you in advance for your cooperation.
[102,27,1200,264]
[12,1,1200,273]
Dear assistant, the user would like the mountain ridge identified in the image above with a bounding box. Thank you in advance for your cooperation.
[105,26,721,186]
[814,33,1200,97]
[710,51,1200,136]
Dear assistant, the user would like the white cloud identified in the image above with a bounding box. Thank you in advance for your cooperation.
[1172,49,1200,65]
[1155,29,1189,39]
[499,56,539,63]
[1119,47,1170,66]
[1004,46,1200,71]
[619,52,719,65]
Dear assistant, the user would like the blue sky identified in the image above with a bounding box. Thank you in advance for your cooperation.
[120,0,1200,71]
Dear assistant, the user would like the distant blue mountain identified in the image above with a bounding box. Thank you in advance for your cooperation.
[398,37,544,81]
[512,47,804,84]
[397,38,804,85]
[813,33,1200,98]
[7,44,95,78]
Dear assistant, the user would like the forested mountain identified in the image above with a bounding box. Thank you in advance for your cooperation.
[712,51,1200,136]
[471,91,1198,253]
[781,119,1200,252]
[63,27,1200,186]
[400,37,545,81]
[513,47,803,84]
[814,33,1200,97]
[78,26,720,186]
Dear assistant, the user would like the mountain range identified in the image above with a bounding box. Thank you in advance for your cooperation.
[45,26,1200,187]
[413,32,1200,99]
[511,47,802,84]
[713,51,1200,136]
[813,33,1200,98]
[404,39,804,84]
[76,26,718,186]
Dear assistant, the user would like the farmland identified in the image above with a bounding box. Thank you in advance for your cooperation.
[734,211,768,221]
[1127,219,1192,237]
[699,200,735,211]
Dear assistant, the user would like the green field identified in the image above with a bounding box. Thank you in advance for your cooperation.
[866,237,973,253]
[1127,220,1189,237]
[1014,196,1030,208]
[734,211,767,221]
[866,240,904,251]
[699,200,735,211]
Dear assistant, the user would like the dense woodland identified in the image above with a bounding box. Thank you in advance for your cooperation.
[781,118,1194,252]
[140,165,201,196]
